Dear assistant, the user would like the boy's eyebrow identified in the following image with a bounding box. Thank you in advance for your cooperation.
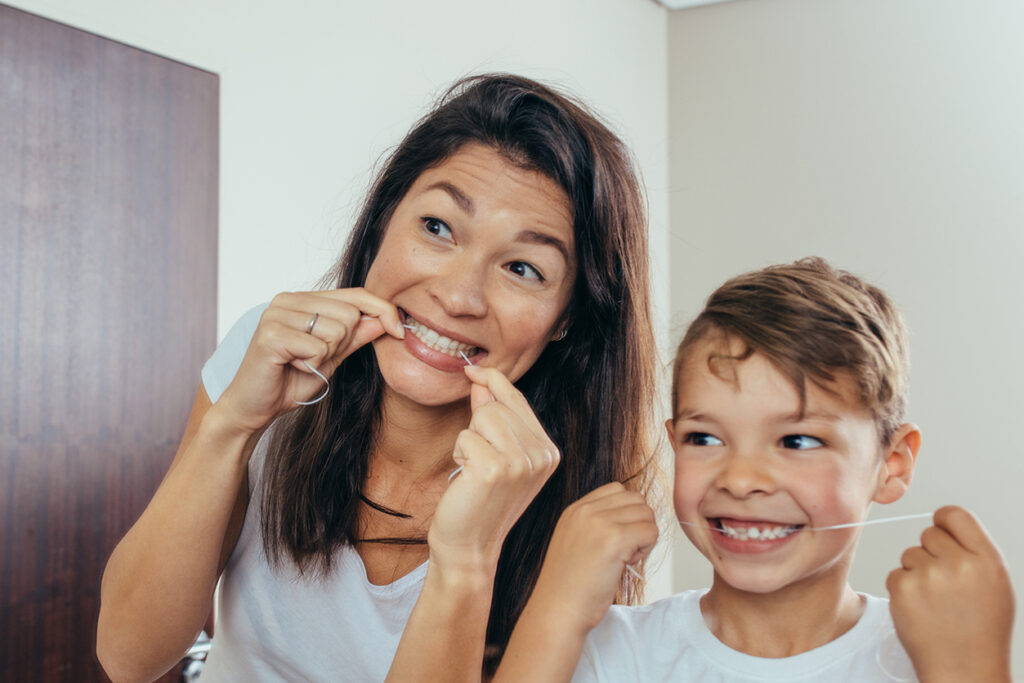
[674,407,711,422]
[777,409,842,422]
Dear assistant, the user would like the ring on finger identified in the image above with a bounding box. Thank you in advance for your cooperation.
[306,312,319,335]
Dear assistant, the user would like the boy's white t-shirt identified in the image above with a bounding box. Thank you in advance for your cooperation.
[197,303,429,681]
[572,589,918,683]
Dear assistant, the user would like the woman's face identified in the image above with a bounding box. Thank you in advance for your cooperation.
[364,143,577,407]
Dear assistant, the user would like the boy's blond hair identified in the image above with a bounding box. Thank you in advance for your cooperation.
[672,257,910,444]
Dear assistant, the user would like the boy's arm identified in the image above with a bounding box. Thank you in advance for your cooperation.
[494,483,658,683]
[887,506,1015,683]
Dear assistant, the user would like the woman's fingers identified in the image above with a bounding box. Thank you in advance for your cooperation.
[271,288,405,340]
[462,365,559,475]
[464,366,544,433]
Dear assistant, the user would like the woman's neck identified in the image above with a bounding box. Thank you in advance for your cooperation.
[700,571,864,658]
[368,387,472,492]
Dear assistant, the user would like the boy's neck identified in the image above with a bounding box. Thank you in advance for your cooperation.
[700,573,865,658]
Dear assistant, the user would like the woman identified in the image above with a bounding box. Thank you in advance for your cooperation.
[97,74,658,681]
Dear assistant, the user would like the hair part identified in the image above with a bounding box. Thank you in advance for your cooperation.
[671,257,910,444]
[259,73,658,672]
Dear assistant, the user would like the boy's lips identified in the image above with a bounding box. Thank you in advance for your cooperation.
[709,517,804,542]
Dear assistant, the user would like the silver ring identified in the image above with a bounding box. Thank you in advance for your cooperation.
[306,312,319,335]
[557,327,567,341]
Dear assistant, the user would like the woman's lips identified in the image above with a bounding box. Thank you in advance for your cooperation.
[398,309,488,371]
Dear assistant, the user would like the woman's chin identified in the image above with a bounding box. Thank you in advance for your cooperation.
[374,342,472,408]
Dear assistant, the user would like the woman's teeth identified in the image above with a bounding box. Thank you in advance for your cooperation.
[715,519,800,541]
[404,316,480,358]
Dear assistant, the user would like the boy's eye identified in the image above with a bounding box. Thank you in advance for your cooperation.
[683,432,723,447]
[506,261,544,282]
[780,434,824,450]
[422,217,453,240]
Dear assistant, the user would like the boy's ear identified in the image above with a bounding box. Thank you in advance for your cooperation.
[873,423,922,504]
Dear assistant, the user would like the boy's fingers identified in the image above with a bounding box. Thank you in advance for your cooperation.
[900,546,931,570]
[919,525,960,559]
[933,506,1001,557]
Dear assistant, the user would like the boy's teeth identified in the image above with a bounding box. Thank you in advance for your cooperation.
[405,315,479,358]
[716,519,799,541]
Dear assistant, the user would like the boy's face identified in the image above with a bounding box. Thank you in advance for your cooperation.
[669,337,899,596]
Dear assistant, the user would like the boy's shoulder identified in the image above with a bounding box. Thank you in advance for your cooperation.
[583,588,706,656]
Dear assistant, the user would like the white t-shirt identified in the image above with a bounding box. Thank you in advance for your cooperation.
[198,303,428,682]
[572,589,918,683]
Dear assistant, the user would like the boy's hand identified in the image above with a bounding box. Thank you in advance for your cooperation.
[887,506,1014,683]
[533,483,659,631]
[494,483,658,683]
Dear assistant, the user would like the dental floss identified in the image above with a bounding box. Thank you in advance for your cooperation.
[295,360,330,405]
[459,349,473,366]
[675,512,932,532]
[625,564,643,581]
[808,512,932,531]
[445,351,475,483]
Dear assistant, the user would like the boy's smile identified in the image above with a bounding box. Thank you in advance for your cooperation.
[668,336,895,596]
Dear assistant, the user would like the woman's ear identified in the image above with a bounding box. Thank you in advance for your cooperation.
[873,423,922,504]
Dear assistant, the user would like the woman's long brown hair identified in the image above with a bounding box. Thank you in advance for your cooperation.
[260,73,657,671]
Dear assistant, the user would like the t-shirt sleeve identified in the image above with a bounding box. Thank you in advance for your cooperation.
[201,303,269,403]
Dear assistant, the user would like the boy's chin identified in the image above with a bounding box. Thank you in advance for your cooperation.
[712,570,793,596]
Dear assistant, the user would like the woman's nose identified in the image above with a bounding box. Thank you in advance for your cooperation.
[713,451,776,499]
[429,254,488,317]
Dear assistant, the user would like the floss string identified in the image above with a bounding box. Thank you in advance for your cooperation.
[295,360,330,405]
[675,512,932,532]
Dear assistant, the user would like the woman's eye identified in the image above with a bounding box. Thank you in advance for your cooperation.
[683,432,723,447]
[507,261,544,282]
[422,217,453,240]
[780,434,824,450]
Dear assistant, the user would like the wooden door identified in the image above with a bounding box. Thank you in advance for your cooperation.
[0,5,218,680]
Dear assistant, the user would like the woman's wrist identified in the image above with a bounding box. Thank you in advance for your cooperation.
[194,402,265,468]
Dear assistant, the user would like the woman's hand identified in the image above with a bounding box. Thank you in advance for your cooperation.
[215,289,405,435]
[427,365,561,574]
[887,506,1014,683]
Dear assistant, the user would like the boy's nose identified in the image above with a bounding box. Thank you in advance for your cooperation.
[429,254,488,318]
[713,451,776,498]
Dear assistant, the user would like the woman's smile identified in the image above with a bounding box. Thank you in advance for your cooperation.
[400,308,488,372]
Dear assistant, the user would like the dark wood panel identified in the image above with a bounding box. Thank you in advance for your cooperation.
[1,4,218,680]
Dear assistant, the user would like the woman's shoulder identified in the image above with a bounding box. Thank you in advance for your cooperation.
[201,303,269,403]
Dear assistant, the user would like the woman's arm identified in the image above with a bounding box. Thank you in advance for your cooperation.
[386,367,566,682]
[494,483,658,683]
[97,290,405,682]
[887,506,1015,683]
[96,389,254,682]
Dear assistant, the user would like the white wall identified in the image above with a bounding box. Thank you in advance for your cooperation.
[6,0,674,597]
[668,0,1024,674]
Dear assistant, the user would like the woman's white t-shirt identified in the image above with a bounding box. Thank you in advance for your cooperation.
[198,304,428,682]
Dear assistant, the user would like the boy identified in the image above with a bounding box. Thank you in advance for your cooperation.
[495,258,1013,682]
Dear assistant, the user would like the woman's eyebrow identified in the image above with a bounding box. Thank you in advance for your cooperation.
[424,181,475,215]
[515,230,570,263]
